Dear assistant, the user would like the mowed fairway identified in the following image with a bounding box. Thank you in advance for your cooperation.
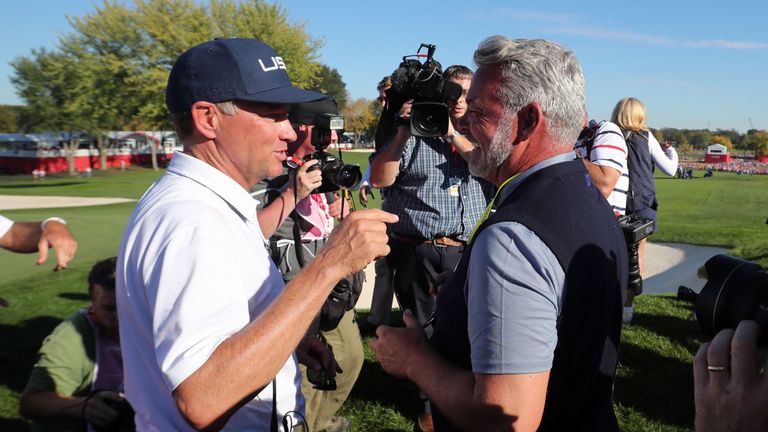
[0,159,766,431]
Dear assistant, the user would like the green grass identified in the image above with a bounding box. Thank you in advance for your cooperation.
[1,162,767,431]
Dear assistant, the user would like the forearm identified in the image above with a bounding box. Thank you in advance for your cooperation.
[370,129,409,188]
[173,255,345,429]
[257,187,300,238]
[448,133,474,162]
[0,222,41,253]
[582,159,619,198]
[406,348,523,431]
[20,391,85,421]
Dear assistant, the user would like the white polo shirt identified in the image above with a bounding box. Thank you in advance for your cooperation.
[0,215,13,238]
[117,151,303,431]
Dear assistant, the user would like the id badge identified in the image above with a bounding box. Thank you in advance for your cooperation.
[449,177,461,197]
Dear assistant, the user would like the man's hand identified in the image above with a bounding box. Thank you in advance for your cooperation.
[37,220,77,271]
[297,335,342,380]
[83,391,124,429]
[369,310,429,380]
[288,159,323,201]
[694,320,768,432]
[359,184,375,207]
[314,209,397,279]
[327,193,350,219]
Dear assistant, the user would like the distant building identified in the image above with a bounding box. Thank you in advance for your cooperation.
[704,143,732,164]
[0,131,181,174]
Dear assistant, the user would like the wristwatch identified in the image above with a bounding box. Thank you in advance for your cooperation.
[444,130,459,144]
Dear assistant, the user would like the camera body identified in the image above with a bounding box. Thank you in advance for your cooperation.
[695,254,768,342]
[92,395,135,432]
[294,111,362,194]
[386,43,463,137]
[618,214,655,295]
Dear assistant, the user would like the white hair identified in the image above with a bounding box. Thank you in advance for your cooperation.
[473,36,586,148]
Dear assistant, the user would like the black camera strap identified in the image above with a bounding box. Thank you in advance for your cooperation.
[270,378,279,432]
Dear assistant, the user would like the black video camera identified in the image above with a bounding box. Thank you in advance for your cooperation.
[307,113,362,193]
[690,255,768,343]
[386,43,463,137]
[618,214,655,295]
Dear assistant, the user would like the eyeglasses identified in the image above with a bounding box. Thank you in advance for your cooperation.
[376,96,387,103]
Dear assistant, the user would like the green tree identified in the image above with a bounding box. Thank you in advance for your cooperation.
[744,130,768,156]
[714,129,743,149]
[309,64,348,111]
[11,0,323,171]
[687,130,711,149]
[710,134,733,151]
[0,106,18,132]
[10,49,90,174]
[342,97,375,144]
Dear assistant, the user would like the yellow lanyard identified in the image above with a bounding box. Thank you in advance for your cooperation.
[467,174,519,244]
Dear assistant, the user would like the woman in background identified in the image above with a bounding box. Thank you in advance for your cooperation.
[612,97,678,323]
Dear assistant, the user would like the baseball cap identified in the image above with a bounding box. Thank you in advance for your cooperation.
[165,38,326,114]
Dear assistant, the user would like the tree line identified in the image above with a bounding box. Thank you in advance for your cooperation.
[653,128,768,156]
[1,0,384,174]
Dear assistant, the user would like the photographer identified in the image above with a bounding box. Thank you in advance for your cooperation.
[694,320,768,432]
[254,98,363,432]
[20,257,134,432]
[370,63,494,430]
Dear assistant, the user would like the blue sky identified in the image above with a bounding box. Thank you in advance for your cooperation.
[2,0,766,132]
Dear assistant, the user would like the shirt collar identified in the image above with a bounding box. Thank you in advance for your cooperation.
[166,151,259,224]
[496,152,576,207]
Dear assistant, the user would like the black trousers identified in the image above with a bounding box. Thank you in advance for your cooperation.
[387,236,463,338]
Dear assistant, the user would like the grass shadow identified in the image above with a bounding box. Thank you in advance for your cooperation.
[0,418,30,432]
[58,292,89,302]
[0,316,62,392]
[614,342,694,428]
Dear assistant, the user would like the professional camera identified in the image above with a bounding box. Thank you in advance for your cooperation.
[386,43,463,137]
[288,100,363,194]
[92,394,136,432]
[691,254,768,342]
[618,214,655,295]
[307,113,362,193]
[305,338,338,391]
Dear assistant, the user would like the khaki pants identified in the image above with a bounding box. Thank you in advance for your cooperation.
[300,309,364,431]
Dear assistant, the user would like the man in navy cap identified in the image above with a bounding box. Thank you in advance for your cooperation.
[116,38,396,431]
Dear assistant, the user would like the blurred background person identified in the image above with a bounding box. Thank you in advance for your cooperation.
[358,75,396,335]
[612,97,678,321]
[20,257,133,432]
[370,64,494,431]
[255,98,363,432]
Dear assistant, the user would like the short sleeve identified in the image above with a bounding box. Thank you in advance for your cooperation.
[150,214,258,391]
[467,221,565,374]
[26,316,94,396]
[590,122,627,172]
[0,214,13,239]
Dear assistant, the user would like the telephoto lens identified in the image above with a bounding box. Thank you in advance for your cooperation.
[695,254,768,342]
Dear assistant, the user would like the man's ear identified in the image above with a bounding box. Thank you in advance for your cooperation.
[515,103,543,143]
[190,101,218,140]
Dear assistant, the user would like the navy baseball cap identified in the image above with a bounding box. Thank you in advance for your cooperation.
[165,38,326,114]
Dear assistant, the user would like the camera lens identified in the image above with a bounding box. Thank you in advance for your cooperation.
[410,102,450,137]
[330,164,362,191]
[695,254,768,338]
